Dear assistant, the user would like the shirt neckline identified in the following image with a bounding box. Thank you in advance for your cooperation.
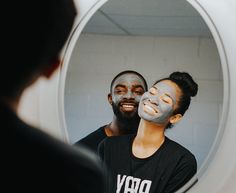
[129,135,169,162]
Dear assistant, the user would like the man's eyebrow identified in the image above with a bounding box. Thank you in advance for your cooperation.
[133,85,144,89]
[115,84,126,89]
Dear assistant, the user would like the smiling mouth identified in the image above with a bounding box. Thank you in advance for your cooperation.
[120,103,136,112]
[143,100,158,115]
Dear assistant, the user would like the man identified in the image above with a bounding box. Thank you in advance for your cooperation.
[1,1,104,193]
[75,70,148,152]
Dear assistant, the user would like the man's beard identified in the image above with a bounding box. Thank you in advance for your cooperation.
[111,101,140,133]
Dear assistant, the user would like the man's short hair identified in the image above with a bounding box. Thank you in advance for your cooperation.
[110,70,148,93]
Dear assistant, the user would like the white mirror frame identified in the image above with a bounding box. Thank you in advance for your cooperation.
[21,0,235,192]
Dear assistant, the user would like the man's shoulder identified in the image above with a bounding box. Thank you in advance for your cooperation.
[74,125,107,152]
[78,125,106,142]
[102,134,134,147]
[98,134,134,160]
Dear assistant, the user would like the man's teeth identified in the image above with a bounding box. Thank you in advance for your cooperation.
[123,104,134,108]
[121,104,135,111]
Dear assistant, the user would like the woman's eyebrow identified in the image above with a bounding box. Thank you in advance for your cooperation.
[154,85,174,100]
[152,85,158,90]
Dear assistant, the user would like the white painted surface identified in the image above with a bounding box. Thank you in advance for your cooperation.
[18,0,236,192]
[179,0,236,193]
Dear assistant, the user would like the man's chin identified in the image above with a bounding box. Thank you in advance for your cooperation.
[120,110,136,116]
[118,111,140,121]
[112,103,139,121]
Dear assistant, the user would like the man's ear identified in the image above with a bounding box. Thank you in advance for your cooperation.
[42,58,61,79]
[108,93,113,105]
[169,114,183,124]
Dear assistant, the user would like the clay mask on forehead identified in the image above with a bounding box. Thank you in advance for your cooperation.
[112,73,146,104]
[138,81,177,124]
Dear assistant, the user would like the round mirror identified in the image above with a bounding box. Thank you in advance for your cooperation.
[60,0,225,191]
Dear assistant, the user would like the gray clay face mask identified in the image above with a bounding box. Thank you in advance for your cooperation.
[111,73,146,112]
[138,81,177,124]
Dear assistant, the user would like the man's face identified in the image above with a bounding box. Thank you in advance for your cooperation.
[138,80,180,124]
[110,73,146,121]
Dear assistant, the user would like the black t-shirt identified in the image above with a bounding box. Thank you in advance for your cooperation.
[1,103,104,193]
[98,134,197,193]
[74,125,107,152]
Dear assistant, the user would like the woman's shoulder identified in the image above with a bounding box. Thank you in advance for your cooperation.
[165,137,195,158]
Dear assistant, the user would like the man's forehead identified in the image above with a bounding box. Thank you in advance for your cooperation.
[113,73,145,86]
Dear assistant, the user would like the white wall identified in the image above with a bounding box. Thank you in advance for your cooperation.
[65,33,223,169]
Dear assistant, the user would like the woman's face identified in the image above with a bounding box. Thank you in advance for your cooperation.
[138,80,181,124]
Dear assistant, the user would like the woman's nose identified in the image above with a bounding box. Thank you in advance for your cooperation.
[148,97,159,106]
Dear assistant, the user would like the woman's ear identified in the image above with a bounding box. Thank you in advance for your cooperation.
[169,114,183,124]
[42,58,61,79]
[108,94,113,105]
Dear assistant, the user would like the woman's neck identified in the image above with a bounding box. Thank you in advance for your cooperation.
[132,119,165,158]
[135,119,165,146]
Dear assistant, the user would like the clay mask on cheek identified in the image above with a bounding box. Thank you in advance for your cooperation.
[112,94,125,105]
[112,73,145,104]
[138,81,177,124]
[152,98,174,124]
[112,89,142,106]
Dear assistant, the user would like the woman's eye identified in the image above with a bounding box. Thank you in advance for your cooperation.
[162,96,172,104]
[149,88,157,95]
[163,99,169,103]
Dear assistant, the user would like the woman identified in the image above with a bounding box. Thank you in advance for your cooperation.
[99,71,198,193]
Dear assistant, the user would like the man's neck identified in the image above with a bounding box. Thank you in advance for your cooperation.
[105,117,139,136]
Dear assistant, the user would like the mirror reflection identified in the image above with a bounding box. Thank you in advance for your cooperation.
[64,0,223,185]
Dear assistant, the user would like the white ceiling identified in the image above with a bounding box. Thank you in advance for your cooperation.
[82,0,212,37]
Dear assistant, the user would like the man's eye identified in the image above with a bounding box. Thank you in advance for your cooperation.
[134,90,144,95]
[115,90,125,94]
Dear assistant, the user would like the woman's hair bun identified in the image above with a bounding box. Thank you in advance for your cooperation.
[169,71,198,97]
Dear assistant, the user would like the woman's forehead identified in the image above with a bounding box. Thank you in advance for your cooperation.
[153,80,182,103]
[153,80,176,92]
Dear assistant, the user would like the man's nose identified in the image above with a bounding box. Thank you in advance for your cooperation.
[123,90,134,99]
